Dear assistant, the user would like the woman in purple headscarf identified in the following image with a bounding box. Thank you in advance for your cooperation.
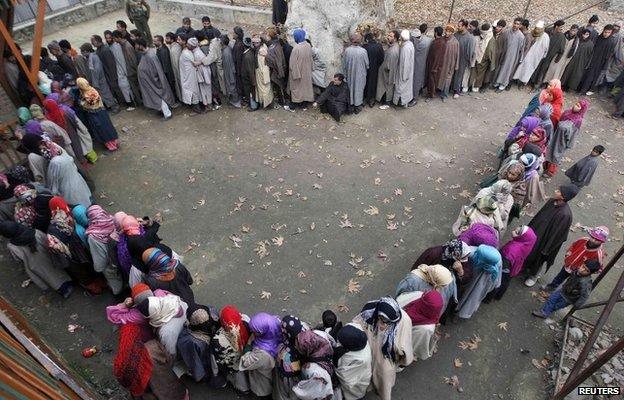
[239,312,281,398]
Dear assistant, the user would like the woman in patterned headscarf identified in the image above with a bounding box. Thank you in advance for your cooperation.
[352,296,413,400]
[274,315,309,400]
[142,247,194,306]
[46,196,102,294]
[76,77,119,151]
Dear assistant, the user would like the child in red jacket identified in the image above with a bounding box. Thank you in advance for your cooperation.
[543,226,608,291]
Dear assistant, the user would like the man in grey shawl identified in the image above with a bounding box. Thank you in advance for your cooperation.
[565,145,604,188]
[91,34,125,107]
[108,34,135,109]
[394,29,415,107]
[221,35,242,108]
[165,32,183,100]
[605,22,624,87]
[79,43,120,113]
[113,30,142,106]
[135,38,175,120]
[376,30,400,107]
[342,33,369,114]
[408,25,432,107]
[494,17,525,91]
[452,19,476,97]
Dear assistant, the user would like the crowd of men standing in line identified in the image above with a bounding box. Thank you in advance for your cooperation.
[5,12,624,123]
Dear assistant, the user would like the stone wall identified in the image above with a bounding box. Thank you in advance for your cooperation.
[12,0,125,43]
[153,0,271,26]
[286,0,394,84]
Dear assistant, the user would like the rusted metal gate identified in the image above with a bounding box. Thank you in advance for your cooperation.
[0,296,99,399]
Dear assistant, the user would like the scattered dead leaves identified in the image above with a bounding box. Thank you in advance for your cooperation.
[347,279,361,294]
[458,334,482,351]
[364,205,379,216]
[260,290,271,300]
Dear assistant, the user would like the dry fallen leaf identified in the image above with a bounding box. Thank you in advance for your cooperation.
[254,241,270,259]
[272,236,285,247]
[454,358,463,368]
[339,219,353,228]
[387,222,398,230]
[260,290,271,299]
[323,260,333,266]
[374,177,382,185]
[299,289,308,294]
[394,188,403,196]
[241,225,251,233]
[347,279,361,294]
[443,375,463,392]
[498,321,509,332]
[458,334,482,351]
[531,359,545,369]
[310,222,315,231]
[229,234,242,248]
[337,304,350,313]
[364,205,379,215]
[298,271,306,278]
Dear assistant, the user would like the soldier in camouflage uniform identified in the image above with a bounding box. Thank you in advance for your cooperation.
[126,0,152,46]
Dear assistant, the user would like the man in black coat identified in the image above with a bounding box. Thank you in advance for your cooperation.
[91,34,125,105]
[579,25,617,94]
[362,33,384,108]
[313,73,350,122]
[523,184,579,287]
[153,34,178,102]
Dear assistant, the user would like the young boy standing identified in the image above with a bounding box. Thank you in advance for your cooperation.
[543,226,608,291]
[565,145,605,188]
[532,260,601,318]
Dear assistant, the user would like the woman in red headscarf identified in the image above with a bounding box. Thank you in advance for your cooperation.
[397,290,443,361]
[539,79,564,127]
[212,305,252,394]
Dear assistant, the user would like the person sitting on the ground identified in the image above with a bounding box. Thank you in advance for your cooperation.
[543,226,608,291]
[565,145,605,188]
[532,259,601,318]
[313,73,350,122]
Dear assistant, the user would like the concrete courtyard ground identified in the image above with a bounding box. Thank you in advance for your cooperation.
[7,9,624,400]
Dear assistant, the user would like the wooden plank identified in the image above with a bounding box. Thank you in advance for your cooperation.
[29,0,46,75]
[0,17,44,102]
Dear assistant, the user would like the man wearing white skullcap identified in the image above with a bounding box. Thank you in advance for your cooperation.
[512,19,550,86]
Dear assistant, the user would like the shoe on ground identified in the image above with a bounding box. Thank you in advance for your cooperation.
[453,93,460,99]
[525,277,538,287]
[462,88,468,93]
[532,310,547,319]
[379,104,390,110]
[585,91,594,96]
[495,88,504,93]
[126,106,136,111]
[407,99,418,107]
[472,87,479,93]
[283,105,295,112]
[162,115,173,121]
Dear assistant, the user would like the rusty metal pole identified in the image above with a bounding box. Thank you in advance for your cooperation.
[564,268,624,383]
[523,0,532,19]
[552,336,624,400]
[564,242,624,320]
[448,0,455,24]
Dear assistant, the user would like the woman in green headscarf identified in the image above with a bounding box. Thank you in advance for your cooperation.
[17,107,32,125]
[452,194,504,237]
